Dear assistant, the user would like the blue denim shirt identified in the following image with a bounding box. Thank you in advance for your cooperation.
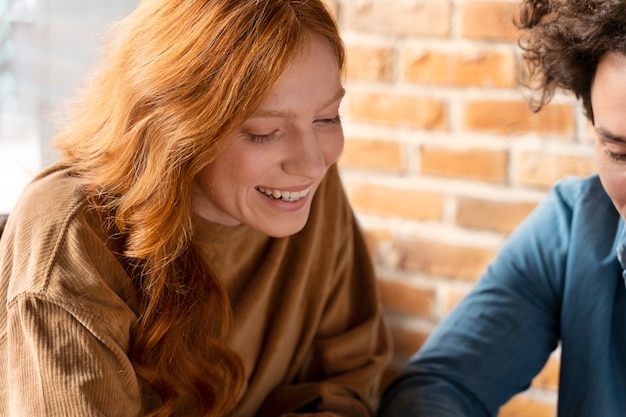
[378,174,626,417]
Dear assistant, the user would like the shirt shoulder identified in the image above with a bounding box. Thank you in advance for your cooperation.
[552,174,612,211]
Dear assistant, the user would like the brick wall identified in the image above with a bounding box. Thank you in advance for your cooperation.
[327,1,596,416]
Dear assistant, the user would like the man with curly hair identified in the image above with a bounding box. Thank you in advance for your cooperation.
[378,0,626,415]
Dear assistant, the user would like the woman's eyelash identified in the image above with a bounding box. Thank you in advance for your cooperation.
[249,133,275,143]
[318,115,341,124]
[247,116,341,143]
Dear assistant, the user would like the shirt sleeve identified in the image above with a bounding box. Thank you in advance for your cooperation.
[257,208,393,417]
[378,187,569,417]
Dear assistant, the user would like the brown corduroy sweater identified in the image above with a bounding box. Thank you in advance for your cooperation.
[0,163,391,416]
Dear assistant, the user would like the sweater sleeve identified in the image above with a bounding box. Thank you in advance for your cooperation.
[5,294,143,417]
[257,190,392,417]
[0,176,143,416]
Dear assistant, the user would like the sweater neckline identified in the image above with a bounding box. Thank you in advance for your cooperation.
[192,212,253,245]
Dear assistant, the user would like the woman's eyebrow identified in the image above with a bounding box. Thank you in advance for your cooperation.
[252,87,346,119]
[319,87,346,110]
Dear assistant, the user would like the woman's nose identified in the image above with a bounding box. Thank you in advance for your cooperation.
[280,130,327,179]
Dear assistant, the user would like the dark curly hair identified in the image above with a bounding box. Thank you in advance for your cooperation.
[517,0,626,123]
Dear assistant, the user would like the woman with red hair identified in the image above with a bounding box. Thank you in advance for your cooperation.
[0,1,391,416]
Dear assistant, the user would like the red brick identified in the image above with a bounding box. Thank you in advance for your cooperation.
[464,100,575,136]
[344,181,445,221]
[340,137,405,173]
[363,228,394,242]
[379,279,435,316]
[515,151,597,189]
[346,44,394,82]
[403,49,517,88]
[345,0,452,38]
[456,197,538,233]
[420,145,508,183]
[462,1,520,41]
[347,91,448,129]
[395,239,496,281]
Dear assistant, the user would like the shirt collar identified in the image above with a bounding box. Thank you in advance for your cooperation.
[615,217,626,275]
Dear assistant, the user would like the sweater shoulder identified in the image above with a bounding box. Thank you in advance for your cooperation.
[1,164,90,295]
[8,163,87,234]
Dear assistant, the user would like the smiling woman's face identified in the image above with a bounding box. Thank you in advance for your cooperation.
[192,32,345,237]
[592,52,626,221]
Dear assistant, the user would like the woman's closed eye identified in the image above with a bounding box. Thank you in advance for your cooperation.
[248,130,279,144]
[315,114,341,125]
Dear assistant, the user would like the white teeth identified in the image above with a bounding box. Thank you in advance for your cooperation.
[257,186,312,202]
